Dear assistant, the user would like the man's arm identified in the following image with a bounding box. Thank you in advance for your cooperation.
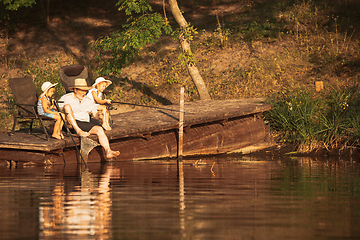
[85,97,99,118]
[57,94,68,110]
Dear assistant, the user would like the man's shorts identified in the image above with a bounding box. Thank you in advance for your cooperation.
[76,118,102,132]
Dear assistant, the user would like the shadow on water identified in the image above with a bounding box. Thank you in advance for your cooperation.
[1,154,360,239]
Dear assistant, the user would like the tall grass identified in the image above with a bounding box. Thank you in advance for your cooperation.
[265,82,360,153]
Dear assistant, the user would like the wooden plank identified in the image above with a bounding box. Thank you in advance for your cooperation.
[0,130,80,151]
[0,148,45,163]
[108,100,271,138]
[0,130,65,151]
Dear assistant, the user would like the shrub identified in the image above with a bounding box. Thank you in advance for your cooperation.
[265,83,360,153]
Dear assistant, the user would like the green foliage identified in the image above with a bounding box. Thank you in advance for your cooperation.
[172,25,198,66]
[275,0,327,36]
[116,0,152,15]
[265,89,323,144]
[324,85,360,143]
[178,50,196,67]
[164,63,184,84]
[0,0,36,21]
[172,25,198,41]
[0,79,16,131]
[186,85,197,100]
[241,20,280,41]
[0,0,36,11]
[265,85,360,152]
[24,55,69,98]
[92,1,172,76]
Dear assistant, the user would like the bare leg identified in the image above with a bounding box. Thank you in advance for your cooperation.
[98,105,111,130]
[64,105,90,137]
[103,109,111,130]
[52,114,62,140]
[59,113,65,138]
[89,125,120,158]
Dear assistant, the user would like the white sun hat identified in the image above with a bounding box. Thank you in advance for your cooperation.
[40,82,58,98]
[92,77,112,88]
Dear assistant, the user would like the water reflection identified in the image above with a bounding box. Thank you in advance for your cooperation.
[39,166,119,239]
[1,155,360,239]
[178,160,186,238]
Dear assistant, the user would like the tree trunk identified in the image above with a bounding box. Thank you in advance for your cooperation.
[168,0,211,100]
[39,0,50,26]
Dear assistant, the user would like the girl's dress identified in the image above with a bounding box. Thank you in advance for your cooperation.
[37,96,56,118]
[87,88,103,106]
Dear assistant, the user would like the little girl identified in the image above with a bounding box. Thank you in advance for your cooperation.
[87,77,112,130]
[37,82,65,140]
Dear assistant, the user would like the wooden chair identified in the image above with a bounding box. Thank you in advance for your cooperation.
[59,64,89,93]
[8,77,54,141]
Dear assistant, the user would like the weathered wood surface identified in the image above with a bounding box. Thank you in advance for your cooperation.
[0,99,272,163]
[109,98,270,138]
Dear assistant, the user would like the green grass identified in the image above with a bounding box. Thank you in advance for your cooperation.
[264,82,360,153]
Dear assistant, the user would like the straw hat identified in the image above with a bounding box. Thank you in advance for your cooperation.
[70,78,91,90]
[92,77,112,88]
[40,82,58,97]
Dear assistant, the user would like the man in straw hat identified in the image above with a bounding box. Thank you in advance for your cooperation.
[58,78,120,159]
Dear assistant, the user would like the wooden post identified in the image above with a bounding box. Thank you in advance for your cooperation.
[178,87,184,159]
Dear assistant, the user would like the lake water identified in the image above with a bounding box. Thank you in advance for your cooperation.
[1,154,360,240]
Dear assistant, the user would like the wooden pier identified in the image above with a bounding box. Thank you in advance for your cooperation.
[0,99,272,164]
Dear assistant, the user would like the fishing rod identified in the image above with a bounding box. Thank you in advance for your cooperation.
[111,101,193,114]
[17,99,191,114]
[53,100,88,168]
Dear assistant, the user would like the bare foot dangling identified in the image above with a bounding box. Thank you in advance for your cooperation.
[106,150,120,159]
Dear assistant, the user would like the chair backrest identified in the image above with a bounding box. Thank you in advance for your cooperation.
[59,65,89,93]
[8,77,38,117]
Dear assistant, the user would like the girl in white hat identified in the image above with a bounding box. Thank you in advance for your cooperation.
[87,77,112,130]
[37,81,65,140]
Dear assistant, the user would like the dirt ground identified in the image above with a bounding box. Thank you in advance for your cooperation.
[0,0,258,90]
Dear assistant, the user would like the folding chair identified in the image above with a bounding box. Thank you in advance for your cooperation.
[8,77,54,141]
[59,64,89,93]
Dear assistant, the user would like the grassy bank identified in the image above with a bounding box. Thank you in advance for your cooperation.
[265,83,360,153]
[0,0,359,153]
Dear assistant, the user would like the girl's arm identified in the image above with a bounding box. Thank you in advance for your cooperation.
[41,97,56,114]
[49,99,56,110]
[92,91,111,104]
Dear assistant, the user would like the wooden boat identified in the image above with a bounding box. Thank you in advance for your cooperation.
[0,98,272,165]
